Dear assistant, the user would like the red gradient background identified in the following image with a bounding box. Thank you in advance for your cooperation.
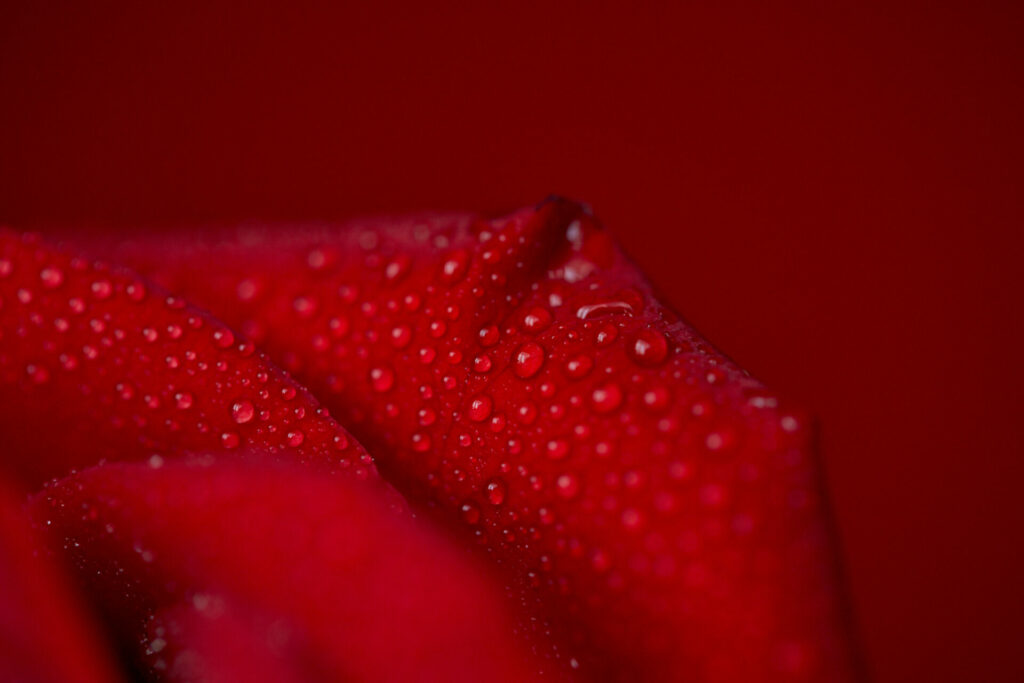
[1,3,1021,682]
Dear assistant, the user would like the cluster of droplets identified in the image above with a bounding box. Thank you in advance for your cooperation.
[0,235,366,482]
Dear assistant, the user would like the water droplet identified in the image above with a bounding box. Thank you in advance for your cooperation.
[287,430,305,447]
[175,392,193,409]
[628,329,669,366]
[473,354,492,373]
[389,325,412,348]
[385,254,412,281]
[564,355,594,379]
[485,478,507,505]
[411,432,431,452]
[780,416,800,433]
[369,365,395,392]
[418,347,436,364]
[621,508,643,530]
[642,387,670,412]
[513,342,545,378]
[555,474,580,499]
[468,395,493,422]
[292,295,318,318]
[596,323,619,346]
[576,300,635,319]
[0,259,11,277]
[546,439,570,460]
[460,500,482,524]
[478,324,500,347]
[591,382,624,413]
[232,400,255,424]
[281,386,297,401]
[39,266,64,289]
[221,432,240,449]
[516,401,538,425]
[26,364,50,384]
[125,281,146,302]
[142,327,159,343]
[212,328,235,348]
[521,306,552,333]
[91,280,112,299]
[439,249,470,284]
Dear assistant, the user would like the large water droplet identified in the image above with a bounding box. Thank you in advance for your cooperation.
[232,400,255,424]
[468,395,493,422]
[521,306,552,333]
[513,342,545,379]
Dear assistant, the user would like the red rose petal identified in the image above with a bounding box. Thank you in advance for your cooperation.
[0,477,124,683]
[30,460,555,682]
[91,199,859,680]
[0,230,376,488]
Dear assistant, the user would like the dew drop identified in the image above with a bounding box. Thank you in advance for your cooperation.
[473,354,492,373]
[565,355,594,379]
[439,249,470,284]
[546,439,570,460]
[411,432,431,452]
[369,365,395,392]
[39,266,64,289]
[390,325,412,349]
[212,328,235,348]
[513,342,545,379]
[460,500,482,524]
[596,323,619,346]
[232,400,255,424]
[175,392,193,410]
[555,474,580,499]
[287,430,305,447]
[292,295,318,319]
[221,432,240,449]
[521,306,552,333]
[485,478,507,505]
[628,329,669,366]
[468,395,493,422]
[591,382,624,413]
[91,280,112,299]
[478,324,500,347]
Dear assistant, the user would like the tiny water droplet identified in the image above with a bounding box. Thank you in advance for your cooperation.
[212,328,235,348]
[485,478,507,505]
[460,500,482,524]
[39,266,64,289]
[91,280,112,299]
[591,382,624,413]
[369,365,395,392]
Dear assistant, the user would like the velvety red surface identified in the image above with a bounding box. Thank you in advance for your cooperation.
[0,3,1021,682]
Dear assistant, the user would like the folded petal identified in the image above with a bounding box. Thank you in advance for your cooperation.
[0,476,123,683]
[30,460,554,682]
[0,231,375,489]
[91,200,859,680]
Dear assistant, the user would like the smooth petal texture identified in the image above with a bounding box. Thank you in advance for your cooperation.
[30,460,553,682]
[92,200,859,681]
[0,230,375,487]
[0,477,123,683]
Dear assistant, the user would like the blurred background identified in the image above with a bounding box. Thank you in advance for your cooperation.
[1,2,1021,681]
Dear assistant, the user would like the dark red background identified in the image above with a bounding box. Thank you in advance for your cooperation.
[1,3,1021,682]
